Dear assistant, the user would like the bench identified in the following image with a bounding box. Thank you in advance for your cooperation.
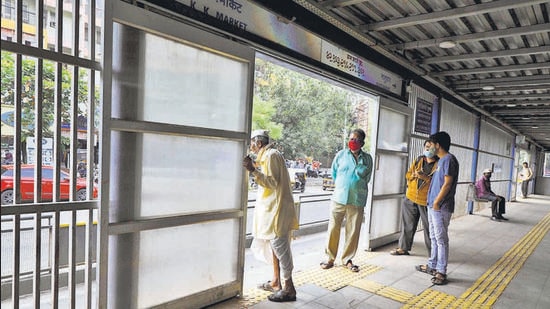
[466,183,491,214]
[466,183,491,203]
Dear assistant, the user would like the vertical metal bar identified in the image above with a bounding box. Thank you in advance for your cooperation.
[33,211,42,308]
[53,0,63,203]
[70,63,79,200]
[69,210,77,308]
[12,215,21,309]
[53,61,62,202]
[85,210,94,309]
[50,211,60,308]
[14,56,22,205]
[98,1,113,306]
[35,59,44,204]
[34,0,45,205]
[86,2,97,307]
[87,69,95,200]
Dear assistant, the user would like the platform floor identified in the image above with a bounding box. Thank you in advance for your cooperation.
[208,194,550,309]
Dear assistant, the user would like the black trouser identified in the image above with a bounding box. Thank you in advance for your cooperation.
[481,195,506,217]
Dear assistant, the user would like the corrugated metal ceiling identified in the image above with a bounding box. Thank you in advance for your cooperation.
[254,0,550,150]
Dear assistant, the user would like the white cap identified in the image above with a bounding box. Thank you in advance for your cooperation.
[251,130,269,139]
[482,168,492,174]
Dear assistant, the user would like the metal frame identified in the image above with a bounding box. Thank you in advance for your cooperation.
[98,1,255,307]
[1,0,101,307]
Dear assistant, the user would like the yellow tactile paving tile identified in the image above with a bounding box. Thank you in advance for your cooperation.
[240,250,380,307]
[239,212,550,308]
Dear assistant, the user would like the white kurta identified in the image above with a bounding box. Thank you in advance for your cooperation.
[252,144,299,239]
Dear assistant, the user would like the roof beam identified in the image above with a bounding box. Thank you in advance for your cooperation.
[359,0,549,31]
[452,75,550,90]
[480,99,550,106]
[457,85,550,93]
[492,107,550,115]
[474,94,550,101]
[431,62,550,77]
[420,46,549,64]
[386,23,550,50]
[320,0,367,8]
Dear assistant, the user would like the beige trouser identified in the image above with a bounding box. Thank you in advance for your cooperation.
[325,201,364,264]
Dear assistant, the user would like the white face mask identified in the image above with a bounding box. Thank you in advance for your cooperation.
[424,146,436,158]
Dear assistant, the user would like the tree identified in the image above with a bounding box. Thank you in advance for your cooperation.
[1,51,99,162]
[253,58,362,165]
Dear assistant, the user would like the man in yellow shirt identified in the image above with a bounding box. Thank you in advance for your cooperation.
[391,140,438,256]
[243,130,299,302]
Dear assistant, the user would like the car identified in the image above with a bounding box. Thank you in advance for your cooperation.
[322,175,335,191]
[1,164,98,205]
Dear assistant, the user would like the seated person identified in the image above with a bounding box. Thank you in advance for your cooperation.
[475,168,508,222]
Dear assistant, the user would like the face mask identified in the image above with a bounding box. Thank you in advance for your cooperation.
[348,139,362,151]
[424,147,436,158]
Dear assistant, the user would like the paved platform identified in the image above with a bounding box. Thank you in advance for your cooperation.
[208,194,550,309]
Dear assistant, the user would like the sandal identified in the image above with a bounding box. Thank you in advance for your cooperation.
[320,261,334,269]
[415,264,436,275]
[267,290,296,302]
[431,272,448,285]
[257,281,279,292]
[390,248,410,256]
[345,260,359,272]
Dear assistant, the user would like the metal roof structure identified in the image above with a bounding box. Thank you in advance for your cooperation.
[253,0,550,150]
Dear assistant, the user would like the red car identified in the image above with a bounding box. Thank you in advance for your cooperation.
[1,165,98,205]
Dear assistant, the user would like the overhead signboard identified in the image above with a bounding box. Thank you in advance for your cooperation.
[183,0,403,96]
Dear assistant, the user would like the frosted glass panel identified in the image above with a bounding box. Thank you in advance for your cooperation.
[370,198,401,237]
[112,23,248,131]
[137,219,239,308]
[377,109,408,151]
[373,154,407,195]
[139,133,244,217]
[141,31,247,131]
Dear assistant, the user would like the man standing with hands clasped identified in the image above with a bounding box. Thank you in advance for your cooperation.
[415,131,459,286]
[320,128,373,273]
[243,130,299,302]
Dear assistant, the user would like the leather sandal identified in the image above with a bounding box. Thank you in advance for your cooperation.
[390,248,410,255]
[320,261,334,269]
[415,264,436,275]
[431,272,448,285]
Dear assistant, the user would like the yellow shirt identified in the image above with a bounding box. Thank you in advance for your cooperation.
[252,144,299,239]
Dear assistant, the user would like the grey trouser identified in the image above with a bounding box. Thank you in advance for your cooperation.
[398,197,431,252]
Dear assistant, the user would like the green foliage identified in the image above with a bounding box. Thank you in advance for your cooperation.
[1,51,98,144]
[253,58,369,165]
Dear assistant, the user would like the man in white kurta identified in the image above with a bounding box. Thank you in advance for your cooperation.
[243,130,299,302]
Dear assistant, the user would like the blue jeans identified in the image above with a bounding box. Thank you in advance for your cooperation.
[427,207,453,274]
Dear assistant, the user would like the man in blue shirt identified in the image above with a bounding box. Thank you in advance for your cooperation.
[320,128,373,272]
[415,131,459,285]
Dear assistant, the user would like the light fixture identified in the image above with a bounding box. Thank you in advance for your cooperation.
[531,126,539,129]
[482,85,495,91]
[438,40,456,49]
[506,104,517,107]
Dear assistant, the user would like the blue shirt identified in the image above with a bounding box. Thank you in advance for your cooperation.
[331,149,373,207]
[427,153,459,212]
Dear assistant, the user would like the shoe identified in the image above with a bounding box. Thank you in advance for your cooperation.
[345,260,359,272]
[267,290,296,302]
[498,215,509,221]
[390,248,410,256]
[491,216,502,222]
[320,261,334,269]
